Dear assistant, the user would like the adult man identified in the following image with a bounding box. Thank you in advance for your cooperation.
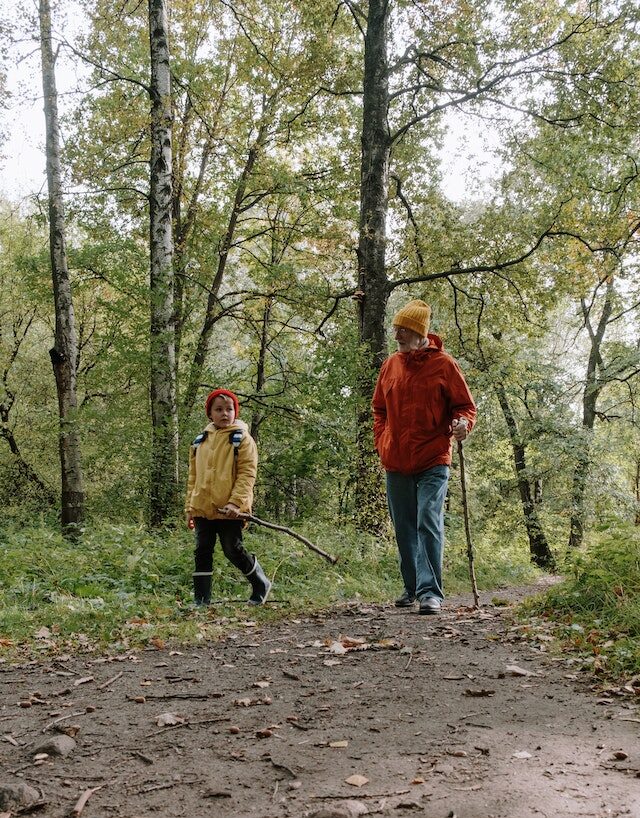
[372,299,476,614]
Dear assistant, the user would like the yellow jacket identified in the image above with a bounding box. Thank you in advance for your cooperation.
[185,420,258,519]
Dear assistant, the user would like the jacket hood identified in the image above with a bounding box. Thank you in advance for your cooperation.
[396,332,443,364]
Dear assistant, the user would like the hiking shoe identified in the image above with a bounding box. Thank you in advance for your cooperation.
[419,597,441,615]
[395,591,416,608]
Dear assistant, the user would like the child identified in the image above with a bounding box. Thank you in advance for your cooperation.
[185,388,271,606]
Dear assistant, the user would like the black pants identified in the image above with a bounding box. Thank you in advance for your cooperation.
[194,517,254,575]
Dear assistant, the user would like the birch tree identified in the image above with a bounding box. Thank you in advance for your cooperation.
[39,0,85,533]
[148,0,178,524]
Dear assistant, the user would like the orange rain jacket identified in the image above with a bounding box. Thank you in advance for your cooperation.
[372,334,477,475]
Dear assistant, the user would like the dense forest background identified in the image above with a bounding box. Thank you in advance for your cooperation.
[0,0,638,569]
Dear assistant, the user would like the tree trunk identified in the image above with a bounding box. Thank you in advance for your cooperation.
[249,295,273,445]
[494,383,554,568]
[0,402,56,505]
[39,0,85,534]
[568,280,613,548]
[354,0,392,535]
[634,456,640,526]
[181,125,268,422]
[148,0,178,525]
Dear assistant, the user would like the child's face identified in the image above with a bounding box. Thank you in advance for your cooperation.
[209,395,236,429]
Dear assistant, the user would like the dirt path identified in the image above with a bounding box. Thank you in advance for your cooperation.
[1,581,639,818]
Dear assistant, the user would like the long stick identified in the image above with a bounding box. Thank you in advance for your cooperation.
[218,510,338,565]
[457,441,480,609]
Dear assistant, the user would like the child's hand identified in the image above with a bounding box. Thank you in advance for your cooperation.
[186,514,195,530]
[220,503,241,519]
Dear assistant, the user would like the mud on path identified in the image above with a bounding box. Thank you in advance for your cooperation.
[1,580,639,818]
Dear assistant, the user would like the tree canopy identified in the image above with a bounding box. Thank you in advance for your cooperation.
[0,0,637,560]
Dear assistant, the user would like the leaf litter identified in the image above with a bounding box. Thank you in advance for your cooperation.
[0,580,638,817]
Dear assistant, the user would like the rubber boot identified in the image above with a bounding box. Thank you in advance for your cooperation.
[244,557,272,605]
[193,572,212,606]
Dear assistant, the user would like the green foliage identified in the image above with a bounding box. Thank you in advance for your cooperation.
[0,0,639,683]
[0,517,537,660]
[524,523,640,680]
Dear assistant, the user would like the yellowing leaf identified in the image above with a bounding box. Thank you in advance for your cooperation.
[340,636,367,649]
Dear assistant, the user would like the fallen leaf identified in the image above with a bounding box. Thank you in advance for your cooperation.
[253,680,270,689]
[341,636,368,649]
[203,789,232,798]
[345,774,369,787]
[505,665,538,677]
[35,627,52,640]
[374,638,403,650]
[56,725,80,737]
[233,696,272,707]
[155,712,184,727]
[73,676,94,687]
[323,659,341,667]
[327,642,348,655]
[513,751,532,759]
[329,740,348,748]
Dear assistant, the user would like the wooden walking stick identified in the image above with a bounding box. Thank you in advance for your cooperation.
[457,440,480,609]
[218,510,339,565]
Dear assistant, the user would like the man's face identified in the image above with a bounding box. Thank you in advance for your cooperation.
[209,396,236,428]
[394,325,424,352]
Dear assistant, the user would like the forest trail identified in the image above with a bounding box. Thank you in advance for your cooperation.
[1,580,638,818]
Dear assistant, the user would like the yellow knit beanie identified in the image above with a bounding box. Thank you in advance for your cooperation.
[392,299,431,337]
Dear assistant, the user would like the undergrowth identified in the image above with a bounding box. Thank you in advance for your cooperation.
[0,518,537,662]
[523,521,640,682]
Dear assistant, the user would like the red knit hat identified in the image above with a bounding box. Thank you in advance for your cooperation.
[205,389,240,419]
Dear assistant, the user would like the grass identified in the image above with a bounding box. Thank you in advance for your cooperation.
[522,521,640,683]
[0,517,539,662]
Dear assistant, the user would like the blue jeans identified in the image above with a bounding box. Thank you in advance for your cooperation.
[386,465,450,601]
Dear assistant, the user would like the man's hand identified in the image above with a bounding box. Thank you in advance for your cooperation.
[452,417,469,442]
[220,503,241,519]
[186,514,195,530]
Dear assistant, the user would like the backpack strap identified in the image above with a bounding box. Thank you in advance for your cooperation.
[229,429,244,459]
[192,430,208,448]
